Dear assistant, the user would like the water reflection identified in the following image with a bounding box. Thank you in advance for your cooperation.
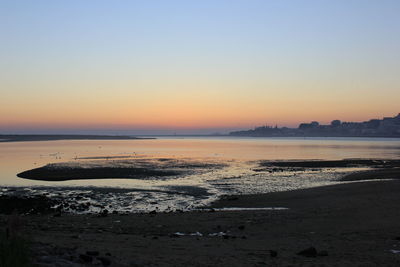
[0,137,399,212]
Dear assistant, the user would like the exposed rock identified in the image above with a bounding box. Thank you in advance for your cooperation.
[79,254,93,262]
[97,256,111,266]
[317,250,329,256]
[0,195,57,214]
[297,247,317,257]
[99,209,109,217]
[86,250,99,256]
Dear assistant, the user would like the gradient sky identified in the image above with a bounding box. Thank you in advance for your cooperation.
[1,0,400,134]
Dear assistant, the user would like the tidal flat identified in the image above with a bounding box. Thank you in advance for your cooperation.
[2,174,400,266]
[17,157,226,181]
[1,137,400,266]
[7,158,400,215]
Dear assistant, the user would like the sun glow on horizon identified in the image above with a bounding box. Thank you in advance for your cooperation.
[1,1,399,134]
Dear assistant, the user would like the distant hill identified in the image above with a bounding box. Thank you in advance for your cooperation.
[230,113,400,138]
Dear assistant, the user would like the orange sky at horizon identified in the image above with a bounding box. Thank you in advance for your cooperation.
[1,96,398,131]
[1,71,399,131]
[1,1,399,133]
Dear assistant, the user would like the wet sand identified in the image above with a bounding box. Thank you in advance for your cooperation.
[17,158,225,181]
[259,159,400,168]
[17,158,400,182]
[340,168,400,181]
[17,167,182,181]
[2,170,400,266]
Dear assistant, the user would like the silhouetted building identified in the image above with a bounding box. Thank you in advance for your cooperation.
[230,113,400,137]
[331,120,341,127]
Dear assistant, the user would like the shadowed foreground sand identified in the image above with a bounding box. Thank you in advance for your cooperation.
[2,178,400,266]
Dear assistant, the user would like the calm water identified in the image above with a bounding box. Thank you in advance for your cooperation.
[1,136,399,212]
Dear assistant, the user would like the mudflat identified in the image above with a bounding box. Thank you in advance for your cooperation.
[16,158,224,181]
[17,158,400,182]
[2,177,400,266]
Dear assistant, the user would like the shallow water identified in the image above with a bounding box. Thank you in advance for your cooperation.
[0,136,399,212]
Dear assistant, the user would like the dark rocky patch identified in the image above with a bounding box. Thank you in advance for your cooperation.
[0,195,57,215]
[86,251,99,256]
[297,247,318,257]
[97,256,111,266]
[269,250,278,258]
[318,250,329,256]
[79,254,93,262]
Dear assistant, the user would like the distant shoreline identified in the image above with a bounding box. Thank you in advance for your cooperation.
[0,134,155,143]
[1,134,400,141]
[229,134,400,138]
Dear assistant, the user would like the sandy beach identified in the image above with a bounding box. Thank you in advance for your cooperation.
[2,168,400,266]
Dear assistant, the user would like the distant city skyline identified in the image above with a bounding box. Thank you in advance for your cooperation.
[1,113,399,136]
[1,1,400,134]
[231,113,400,137]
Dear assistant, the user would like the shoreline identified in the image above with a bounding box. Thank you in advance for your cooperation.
[1,168,400,265]
[0,134,155,143]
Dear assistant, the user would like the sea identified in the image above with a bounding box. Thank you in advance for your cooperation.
[1,136,399,213]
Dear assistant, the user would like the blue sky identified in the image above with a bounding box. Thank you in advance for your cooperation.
[1,0,399,134]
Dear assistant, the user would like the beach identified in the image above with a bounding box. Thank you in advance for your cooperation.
[2,170,400,266]
[1,138,400,266]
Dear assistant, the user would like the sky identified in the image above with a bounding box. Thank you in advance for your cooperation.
[1,0,399,134]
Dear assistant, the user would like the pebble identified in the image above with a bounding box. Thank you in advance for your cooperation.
[79,254,93,262]
[97,256,111,266]
[269,250,278,258]
[317,250,329,256]
[86,251,99,256]
[297,247,318,257]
